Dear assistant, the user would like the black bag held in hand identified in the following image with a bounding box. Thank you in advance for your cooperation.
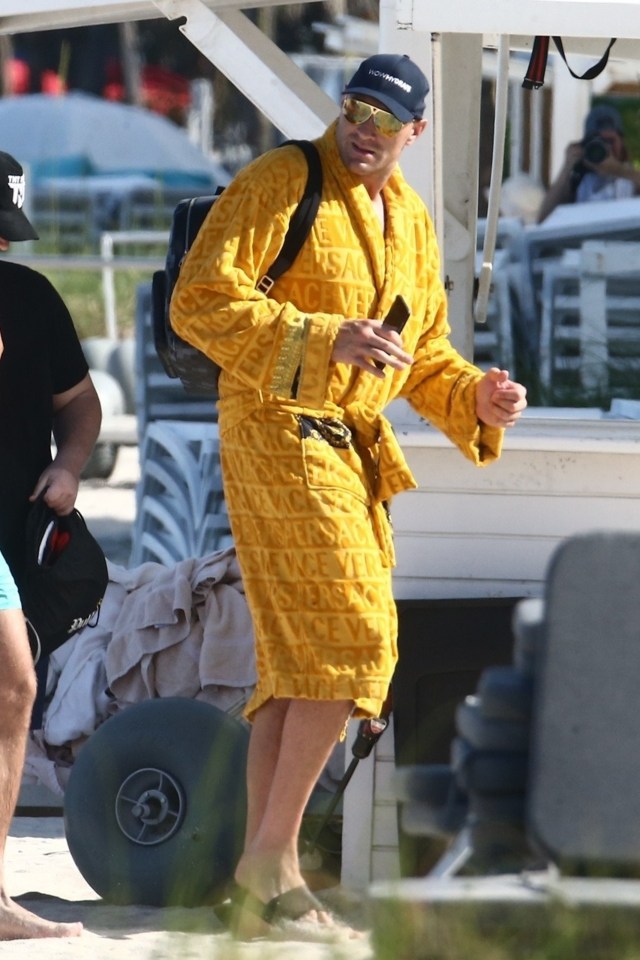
[152,139,323,398]
[21,497,109,663]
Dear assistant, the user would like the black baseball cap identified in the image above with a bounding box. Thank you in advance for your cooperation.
[0,151,39,241]
[343,53,430,122]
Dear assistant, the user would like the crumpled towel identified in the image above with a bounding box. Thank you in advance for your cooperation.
[44,624,114,747]
[43,572,128,746]
[22,731,66,797]
[105,547,256,706]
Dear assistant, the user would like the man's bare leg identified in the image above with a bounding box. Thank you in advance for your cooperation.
[0,608,82,940]
[241,697,289,850]
[233,697,352,938]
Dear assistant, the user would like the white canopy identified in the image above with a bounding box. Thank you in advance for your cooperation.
[408,0,640,43]
[4,0,640,43]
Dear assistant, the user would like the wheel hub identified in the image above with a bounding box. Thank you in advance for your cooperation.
[115,768,184,846]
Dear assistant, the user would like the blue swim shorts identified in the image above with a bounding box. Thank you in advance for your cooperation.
[0,549,21,611]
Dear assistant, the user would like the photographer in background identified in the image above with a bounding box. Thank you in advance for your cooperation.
[537,104,640,223]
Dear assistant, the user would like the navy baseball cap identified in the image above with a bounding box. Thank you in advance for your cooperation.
[584,104,624,138]
[0,151,39,242]
[343,54,430,122]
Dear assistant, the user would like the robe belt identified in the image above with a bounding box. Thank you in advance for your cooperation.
[224,393,418,504]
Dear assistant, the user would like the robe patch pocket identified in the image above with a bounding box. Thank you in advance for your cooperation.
[297,415,370,505]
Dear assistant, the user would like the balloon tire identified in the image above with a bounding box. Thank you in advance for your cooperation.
[64,697,248,906]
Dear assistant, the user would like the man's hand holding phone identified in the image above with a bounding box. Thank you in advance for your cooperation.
[374,295,411,369]
[331,294,413,374]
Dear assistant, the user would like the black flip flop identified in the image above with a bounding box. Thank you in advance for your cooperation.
[234,883,322,925]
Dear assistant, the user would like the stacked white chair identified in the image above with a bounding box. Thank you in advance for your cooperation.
[130,420,232,566]
[132,283,232,566]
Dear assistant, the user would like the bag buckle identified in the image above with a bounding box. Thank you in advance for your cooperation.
[256,274,275,294]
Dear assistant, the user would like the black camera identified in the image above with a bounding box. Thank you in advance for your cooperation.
[582,134,611,165]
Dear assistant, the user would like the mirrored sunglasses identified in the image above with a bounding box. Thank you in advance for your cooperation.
[341,97,407,138]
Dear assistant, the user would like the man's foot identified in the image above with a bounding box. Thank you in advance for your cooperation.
[0,896,82,941]
[230,883,364,943]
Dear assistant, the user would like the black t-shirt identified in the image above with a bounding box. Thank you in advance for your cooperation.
[0,260,88,580]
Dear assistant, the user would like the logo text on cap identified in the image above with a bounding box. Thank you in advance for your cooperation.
[8,174,25,209]
[367,68,412,93]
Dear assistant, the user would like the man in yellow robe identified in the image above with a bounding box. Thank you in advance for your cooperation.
[171,53,527,939]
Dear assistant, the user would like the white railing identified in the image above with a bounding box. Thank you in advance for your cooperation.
[5,228,168,339]
[100,230,168,338]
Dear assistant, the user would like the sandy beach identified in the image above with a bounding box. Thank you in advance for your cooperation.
[6,817,373,958]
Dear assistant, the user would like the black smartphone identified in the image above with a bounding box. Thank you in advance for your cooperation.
[375,295,411,369]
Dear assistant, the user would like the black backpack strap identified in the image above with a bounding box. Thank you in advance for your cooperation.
[256,139,323,294]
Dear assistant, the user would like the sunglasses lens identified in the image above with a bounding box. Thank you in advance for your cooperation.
[342,98,405,137]
[374,112,404,137]
[343,98,372,125]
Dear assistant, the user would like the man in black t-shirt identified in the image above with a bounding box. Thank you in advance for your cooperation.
[0,151,98,939]
[0,153,101,583]
[0,259,101,582]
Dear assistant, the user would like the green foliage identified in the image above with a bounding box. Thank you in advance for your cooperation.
[371,893,640,960]
[37,266,154,341]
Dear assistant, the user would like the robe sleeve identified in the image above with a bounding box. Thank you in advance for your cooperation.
[399,209,503,466]
[170,146,342,404]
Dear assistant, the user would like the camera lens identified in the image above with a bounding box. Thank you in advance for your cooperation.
[583,136,610,165]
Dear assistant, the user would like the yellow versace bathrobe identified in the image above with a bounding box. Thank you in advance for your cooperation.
[171,121,503,722]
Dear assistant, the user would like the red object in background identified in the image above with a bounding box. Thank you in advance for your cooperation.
[6,58,31,94]
[41,69,67,95]
[5,57,190,120]
[141,65,191,118]
[103,56,125,101]
[103,82,125,101]
[6,59,66,95]
[103,64,191,119]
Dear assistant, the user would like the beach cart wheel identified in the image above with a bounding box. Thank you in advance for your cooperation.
[64,697,248,906]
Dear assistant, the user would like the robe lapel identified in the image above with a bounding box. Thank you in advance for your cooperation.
[321,127,409,318]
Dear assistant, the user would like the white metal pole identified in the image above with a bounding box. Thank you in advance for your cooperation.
[475,35,510,326]
[101,232,118,339]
